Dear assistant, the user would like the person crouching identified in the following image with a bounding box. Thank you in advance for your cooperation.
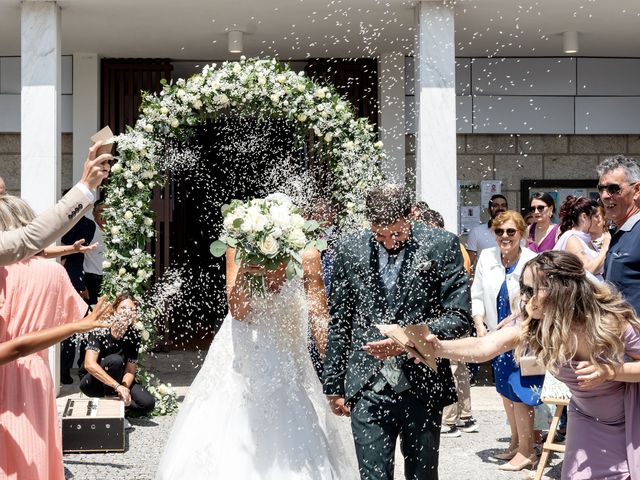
[80,293,155,415]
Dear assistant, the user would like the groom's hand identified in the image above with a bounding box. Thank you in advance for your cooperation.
[363,339,403,360]
[327,396,351,417]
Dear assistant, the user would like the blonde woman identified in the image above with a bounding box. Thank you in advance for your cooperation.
[411,250,640,479]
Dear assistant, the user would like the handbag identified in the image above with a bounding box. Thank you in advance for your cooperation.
[519,355,546,376]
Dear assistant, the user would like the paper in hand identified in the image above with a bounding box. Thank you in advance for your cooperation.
[90,126,115,156]
[376,324,438,372]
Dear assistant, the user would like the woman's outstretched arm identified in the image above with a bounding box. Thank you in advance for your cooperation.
[410,325,520,364]
[0,297,111,366]
[303,248,328,356]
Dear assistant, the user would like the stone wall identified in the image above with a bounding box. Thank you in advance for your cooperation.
[0,133,74,196]
[407,133,638,221]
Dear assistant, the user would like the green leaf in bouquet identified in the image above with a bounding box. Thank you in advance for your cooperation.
[314,239,328,251]
[210,240,227,257]
[285,261,297,280]
[221,203,233,216]
[226,237,238,248]
[290,250,302,263]
[293,261,304,278]
[303,220,320,232]
[232,218,243,229]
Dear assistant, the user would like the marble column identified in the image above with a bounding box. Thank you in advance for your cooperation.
[21,1,62,393]
[415,1,458,232]
[73,53,100,183]
[378,52,406,183]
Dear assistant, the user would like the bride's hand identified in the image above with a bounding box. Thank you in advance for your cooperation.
[327,396,350,417]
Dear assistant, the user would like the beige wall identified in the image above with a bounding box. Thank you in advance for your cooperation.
[0,133,74,196]
[407,133,638,223]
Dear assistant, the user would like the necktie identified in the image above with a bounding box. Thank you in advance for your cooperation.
[381,253,398,306]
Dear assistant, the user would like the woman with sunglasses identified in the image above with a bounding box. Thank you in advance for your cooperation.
[410,250,640,480]
[527,192,560,253]
[470,210,541,470]
[554,196,610,281]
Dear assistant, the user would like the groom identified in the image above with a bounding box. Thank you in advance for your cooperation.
[323,183,472,480]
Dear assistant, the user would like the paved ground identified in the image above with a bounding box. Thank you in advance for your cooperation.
[59,352,563,480]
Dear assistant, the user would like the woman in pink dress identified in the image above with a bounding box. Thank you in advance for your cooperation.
[410,251,640,478]
[0,196,88,480]
[527,192,560,252]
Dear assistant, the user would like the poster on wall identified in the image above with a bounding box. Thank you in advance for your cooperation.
[460,205,481,233]
[480,180,502,207]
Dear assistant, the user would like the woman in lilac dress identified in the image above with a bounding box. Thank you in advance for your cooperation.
[411,251,640,479]
[527,192,560,253]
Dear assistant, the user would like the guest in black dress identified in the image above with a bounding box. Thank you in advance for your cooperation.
[80,293,155,415]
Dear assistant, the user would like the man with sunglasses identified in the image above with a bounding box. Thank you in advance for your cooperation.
[596,155,640,314]
[466,194,508,266]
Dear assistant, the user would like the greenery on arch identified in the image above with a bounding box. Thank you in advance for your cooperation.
[100,57,385,413]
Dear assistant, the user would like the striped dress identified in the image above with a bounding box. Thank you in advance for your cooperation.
[0,257,87,480]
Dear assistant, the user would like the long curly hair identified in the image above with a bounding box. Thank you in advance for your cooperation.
[515,251,640,374]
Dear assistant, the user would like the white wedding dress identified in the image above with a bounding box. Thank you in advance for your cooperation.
[156,279,358,479]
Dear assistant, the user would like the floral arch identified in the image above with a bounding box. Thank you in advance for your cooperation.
[100,57,385,411]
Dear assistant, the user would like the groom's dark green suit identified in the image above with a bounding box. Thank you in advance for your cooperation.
[323,221,472,480]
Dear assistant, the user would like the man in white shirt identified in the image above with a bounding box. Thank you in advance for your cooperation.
[84,202,106,306]
[466,194,508,266]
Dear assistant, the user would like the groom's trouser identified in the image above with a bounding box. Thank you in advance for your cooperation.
[351,385,442,480]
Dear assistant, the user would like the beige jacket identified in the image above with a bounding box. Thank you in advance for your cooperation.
[0,186,93,266]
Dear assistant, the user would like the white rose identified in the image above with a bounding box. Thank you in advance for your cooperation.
[277,74,287,84]
[345,141,355,150]
[271,226,283,239]
[297,113,307,122]
[296,83,306,92]
[192,99,203,109]
[118,267,127,275]
[176,89,186,98]
[138,269,147,278]
[141,330,150,341]
[170,118,180,128]
[136,201,143,208]
[258,77,267,86]
[124,211,133,220]
[134,321,144,331]
[374,140,384,149]
[144,124,153,133]
[111,226,121,235]
[258,236,279,256]
[137,182,145,189]
[111,162,123,174]
[144,217,153,226]
[102,260,112,269]
[232,63,242,74]
[158,384,168,396]
[290,213,305,229]
[324,133,333,143]
[247,207,268,232]
[287,228,307,249]
[336,103,345,112]
[270,93,280,103]
[160,106,169,115]
[134,248,142,255]
[314,88,325,99]
[270,204,291,228]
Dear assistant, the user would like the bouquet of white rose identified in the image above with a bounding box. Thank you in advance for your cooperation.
[210,197,327,294]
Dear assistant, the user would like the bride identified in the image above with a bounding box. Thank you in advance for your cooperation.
[156,232,358,478]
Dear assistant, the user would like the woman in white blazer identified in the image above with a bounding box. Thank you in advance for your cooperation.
[470,211,541,472]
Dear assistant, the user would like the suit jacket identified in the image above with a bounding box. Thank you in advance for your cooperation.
[323,222,472,408]
[0,186,93,266]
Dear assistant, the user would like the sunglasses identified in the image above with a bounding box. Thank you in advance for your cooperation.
[494,228,517,237]
[529,205,547,213]
[596,182,637,195]
[519,281,535,299]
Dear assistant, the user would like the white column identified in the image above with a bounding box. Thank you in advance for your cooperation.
[21,1,62,394]
[73,53,100,182]
[378,53,406,184]
[415,1,458,232]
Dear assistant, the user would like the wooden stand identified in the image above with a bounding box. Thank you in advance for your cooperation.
[534,397,568,480]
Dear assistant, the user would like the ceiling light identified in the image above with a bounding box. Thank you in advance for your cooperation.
[563,31,579,54]
[228,30,243,54]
